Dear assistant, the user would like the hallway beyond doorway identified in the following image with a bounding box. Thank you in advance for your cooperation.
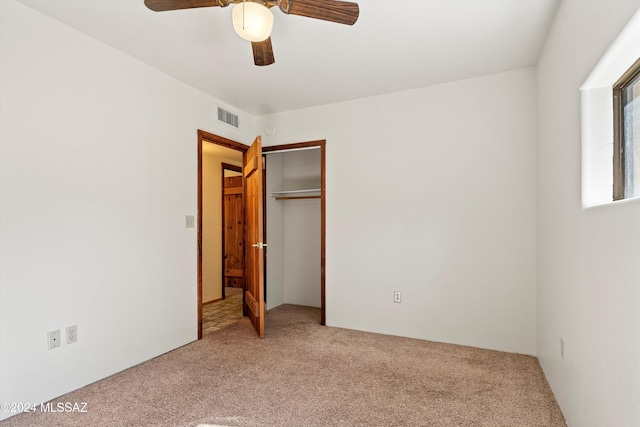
[202,287,243,335]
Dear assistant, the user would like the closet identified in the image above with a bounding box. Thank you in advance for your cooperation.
[264,146,322,313]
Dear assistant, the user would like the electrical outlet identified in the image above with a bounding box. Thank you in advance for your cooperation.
[185,215,195,228]
[560,338,565,360]
[394,291,402,303]
[66,325,77,344]
[47,330,61,350]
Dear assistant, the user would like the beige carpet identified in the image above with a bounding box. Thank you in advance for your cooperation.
[1,305,566,426]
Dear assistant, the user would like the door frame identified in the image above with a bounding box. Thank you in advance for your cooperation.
[197,132,328,339]
[263,140,327,325]
[198,130,248,339]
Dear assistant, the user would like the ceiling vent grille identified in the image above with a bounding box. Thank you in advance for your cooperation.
[217,106,239,128]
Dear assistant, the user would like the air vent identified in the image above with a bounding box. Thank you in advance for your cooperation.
[217,106,239,128]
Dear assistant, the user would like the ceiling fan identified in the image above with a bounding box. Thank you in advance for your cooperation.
[144,0,359,66]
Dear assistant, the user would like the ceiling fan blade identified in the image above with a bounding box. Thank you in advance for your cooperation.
[252,37,275,66]
[144,0,221,12]
[280,0,359,25]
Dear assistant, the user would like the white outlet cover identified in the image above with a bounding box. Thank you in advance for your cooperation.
[66,325,78,344]
[48,329,61,350]
[394,291,402,303]
[185,215,195,228]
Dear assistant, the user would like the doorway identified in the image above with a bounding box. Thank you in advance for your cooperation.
[197,131,327,338]
[198,130,248,339]
[263,140,326,325]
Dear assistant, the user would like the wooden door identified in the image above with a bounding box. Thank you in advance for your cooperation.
[244,136,265,338]
[223,172,244,291]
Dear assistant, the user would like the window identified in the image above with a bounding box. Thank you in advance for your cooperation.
[613,58,640,200]
[581,10,640,207]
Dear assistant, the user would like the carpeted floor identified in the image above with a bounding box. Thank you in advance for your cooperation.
[1,305,566,427]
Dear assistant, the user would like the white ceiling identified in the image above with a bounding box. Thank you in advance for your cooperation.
[18,0,559,116]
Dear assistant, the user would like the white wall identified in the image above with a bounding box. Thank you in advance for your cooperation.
[202,150,221,303]
[0,1,254,420]
[536,1,640,426]
[283,197,321,307]
[283,150,321,307]
[259,67,538,355]
[265,153,285,310]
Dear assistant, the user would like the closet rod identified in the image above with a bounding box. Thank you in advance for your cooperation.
[275,195,321,201]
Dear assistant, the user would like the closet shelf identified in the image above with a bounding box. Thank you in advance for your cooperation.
[271,189,321,200]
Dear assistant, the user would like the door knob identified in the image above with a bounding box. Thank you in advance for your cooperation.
[252,243,267,249]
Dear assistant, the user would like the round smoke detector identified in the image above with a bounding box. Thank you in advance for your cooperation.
[265,125,276,136]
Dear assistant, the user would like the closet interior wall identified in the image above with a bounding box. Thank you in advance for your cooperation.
[265,148,321,310]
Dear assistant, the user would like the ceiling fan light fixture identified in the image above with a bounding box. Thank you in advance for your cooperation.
[232,2,274,43]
